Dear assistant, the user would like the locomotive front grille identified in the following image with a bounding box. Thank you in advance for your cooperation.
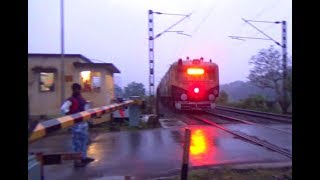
[176,101,213,110]
[181,103,197,109]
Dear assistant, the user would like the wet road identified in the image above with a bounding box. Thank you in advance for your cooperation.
[223,124,292,153]
[29,125,291,179]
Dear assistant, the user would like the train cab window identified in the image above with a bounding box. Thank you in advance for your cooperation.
[185,72,210,81]
[208,68,216,80]
[209,72,214,80]
[189,74,208,81]
[39,72,55,92]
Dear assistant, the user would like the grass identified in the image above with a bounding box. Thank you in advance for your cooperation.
[171,167,292,180]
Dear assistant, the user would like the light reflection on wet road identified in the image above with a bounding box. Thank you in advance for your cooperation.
[29,125,291,179]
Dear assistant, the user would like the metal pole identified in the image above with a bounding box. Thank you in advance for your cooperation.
[60,0,65,105]
[282,21,288,113]
[35,152,44,180]
[242,18,281,46]
[129,96,142,127]
[181,129,191,180]
[229,19,289,113]
[148,10,191,114]
[155,87,159,117]
[148,10,155,113]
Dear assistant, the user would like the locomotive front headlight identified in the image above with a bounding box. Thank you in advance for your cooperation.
[209,94,215,101]
[181,93,188,101]
[194,87,200,94]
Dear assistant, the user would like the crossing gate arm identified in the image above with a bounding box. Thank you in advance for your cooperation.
[28,100,142,143]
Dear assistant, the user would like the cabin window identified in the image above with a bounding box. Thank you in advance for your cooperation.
[81,71,92,92]
[80,71,101,92]
[92,72,101,92]
[39,72,55,92]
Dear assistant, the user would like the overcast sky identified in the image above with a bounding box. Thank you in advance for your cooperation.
[28,0,292,89]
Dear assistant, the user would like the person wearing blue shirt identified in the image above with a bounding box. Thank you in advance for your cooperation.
[61,83,94,167]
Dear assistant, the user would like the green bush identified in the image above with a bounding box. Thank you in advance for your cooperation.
[216,90,229,105]
[224,94,283,113]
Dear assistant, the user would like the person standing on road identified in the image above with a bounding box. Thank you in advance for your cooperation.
[60,83,95,167]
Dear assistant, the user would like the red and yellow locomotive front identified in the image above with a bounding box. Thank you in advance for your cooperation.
[171,59,219,110]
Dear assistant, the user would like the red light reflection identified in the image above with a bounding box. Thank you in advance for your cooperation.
[190,129,207,155]
[188,127,218,166]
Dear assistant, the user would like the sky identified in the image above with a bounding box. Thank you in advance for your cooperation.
[28,0,292,90]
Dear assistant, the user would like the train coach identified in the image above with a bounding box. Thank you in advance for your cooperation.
[157,57,219,111]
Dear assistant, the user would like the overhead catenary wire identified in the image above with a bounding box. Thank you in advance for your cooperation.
[231,13,291,57]
[175,0,220,57]
[229,4,291,56]
[229,0,280,41]
[252,14,291,36]
[190,1,219,35]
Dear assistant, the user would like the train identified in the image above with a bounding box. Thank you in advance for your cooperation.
[157,57,219,111]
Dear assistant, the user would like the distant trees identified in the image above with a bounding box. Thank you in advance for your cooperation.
[124,82,146,98]
[225,94,284,113]
[217,90,229,105]
[217,90,269,112]
[114,84,123,98]
[248,45,292,114]
[287,67,292,98]
[238,95,268,111]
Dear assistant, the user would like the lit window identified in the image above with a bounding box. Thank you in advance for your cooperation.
[80,71,101,92]
[40,72,55,92]
[80,71,92,92]
[92,72,101,92]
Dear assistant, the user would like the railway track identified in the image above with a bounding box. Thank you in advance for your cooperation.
[205,111,292,134]
[215,105,292,123]
[187,115,292,159]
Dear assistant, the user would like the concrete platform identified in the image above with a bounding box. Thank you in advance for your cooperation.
[158,118,187,128]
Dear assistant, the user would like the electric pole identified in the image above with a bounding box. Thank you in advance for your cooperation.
[148,10,154,106]
[229,19,289,113]
[148,10,191,114]
[281,21,288,113]
[60,0,65,105]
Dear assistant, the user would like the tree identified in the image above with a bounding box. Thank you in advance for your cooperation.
[217,90,229,105]
[287,66,292,97]
[248,45,291,114]
[124,82,146,98]
[114,84,123,97]
[239,94,268,111]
